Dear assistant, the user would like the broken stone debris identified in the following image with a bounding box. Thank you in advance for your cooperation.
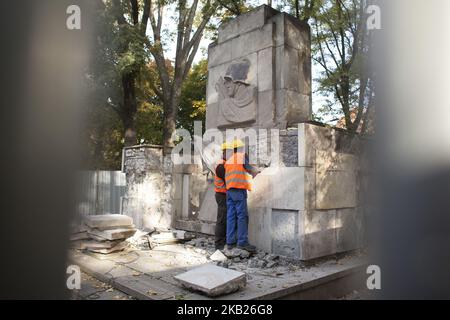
[184,236,300,270]
[209,250,228,262]
[70,214,136,254]
[148,229,196,247]
[174,264,247,297]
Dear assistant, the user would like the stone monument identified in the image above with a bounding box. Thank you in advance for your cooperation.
[122,5,369,261]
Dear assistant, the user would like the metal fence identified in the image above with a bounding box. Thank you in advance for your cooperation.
[76,171,126,219]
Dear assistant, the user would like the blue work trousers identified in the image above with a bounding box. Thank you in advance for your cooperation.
[226,188,249,246]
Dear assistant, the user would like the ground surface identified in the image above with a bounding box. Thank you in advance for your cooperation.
[71,272,135,300]
[69,236,367,300]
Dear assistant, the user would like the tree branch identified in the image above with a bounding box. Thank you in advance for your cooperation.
[130,0,139,25]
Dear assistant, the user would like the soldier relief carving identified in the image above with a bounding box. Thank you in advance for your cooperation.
[215,59,257,126]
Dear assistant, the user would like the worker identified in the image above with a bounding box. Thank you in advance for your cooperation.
[224,139,260,253]
[213,142,229,250]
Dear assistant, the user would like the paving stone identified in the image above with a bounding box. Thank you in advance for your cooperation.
[174,264,247,297]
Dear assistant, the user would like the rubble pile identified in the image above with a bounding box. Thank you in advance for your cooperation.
[70,214,137,254]
[148,229,196,248]
[184,236,302,270]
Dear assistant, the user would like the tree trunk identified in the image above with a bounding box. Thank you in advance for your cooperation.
[162,91,181,152]
[121,72,138,147]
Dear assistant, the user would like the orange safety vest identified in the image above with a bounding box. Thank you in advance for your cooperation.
[224,152,252,191]
[214,160,227,194]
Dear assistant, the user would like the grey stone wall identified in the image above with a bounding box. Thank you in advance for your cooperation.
[247,123,370,260]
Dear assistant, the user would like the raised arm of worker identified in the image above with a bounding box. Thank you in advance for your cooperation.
[244,154,260,178]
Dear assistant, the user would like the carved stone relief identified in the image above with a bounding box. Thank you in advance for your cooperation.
[215,59,257,127]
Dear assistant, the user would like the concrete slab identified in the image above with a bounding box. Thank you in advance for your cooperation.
[84,214,133,229]
[88,241,128,254]
[76,239,122,250]
[174,264,247,297]
[209,250,228,262]
[88,227,137,241]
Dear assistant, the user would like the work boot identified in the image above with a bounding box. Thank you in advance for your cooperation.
[237,244,257,253]
[225,243,236,251]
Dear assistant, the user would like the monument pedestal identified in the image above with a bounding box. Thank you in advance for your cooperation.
[247,123,368,260]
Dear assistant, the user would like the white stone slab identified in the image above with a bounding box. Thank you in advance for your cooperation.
[174,264,246,297]
[88,227,137,241]
[84,214,133,229]
[87,241,128,254]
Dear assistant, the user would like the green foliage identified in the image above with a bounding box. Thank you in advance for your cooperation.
[178,59,208,133]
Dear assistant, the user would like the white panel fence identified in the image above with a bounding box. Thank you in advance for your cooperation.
[76,171,126,220]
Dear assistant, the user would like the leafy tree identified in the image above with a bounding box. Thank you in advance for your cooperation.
[178,59,208,134]
[312,0,374,133]
[89,0,243,151]
[280,0,374,134]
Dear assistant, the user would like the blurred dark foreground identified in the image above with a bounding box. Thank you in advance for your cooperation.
[0,0,449,299]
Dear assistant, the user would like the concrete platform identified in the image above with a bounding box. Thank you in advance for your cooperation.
[69,245,367,300]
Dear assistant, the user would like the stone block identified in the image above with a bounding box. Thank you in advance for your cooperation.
[284,15,311,52]
[271,209,300,257]
[248,171,273,208]
[271,167,305,210]
[316,150,358,172]
[78,239,122,250]
[304,167,316,209]
[88,227,137,241]
[205,102,219,130]
[230,24,273,60]
[300,210,337,260]
[248,207,272,253]
[88,241,128,254]
[198,184,218,223]
[257,47,274,92]
[174,264,246,297]
[257,90,275,129]
[316,170,357,209]
[173,173,182,200]
[84,214,133,229]
[315,149,358,209]
[301,123,335,166]
[207,64,229,105]
[275,89,311,126]
[336,207,365,252]
[285,90,311,124]
[283,46,300,92]
[208,41,232,68]
[218,5,277,43]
